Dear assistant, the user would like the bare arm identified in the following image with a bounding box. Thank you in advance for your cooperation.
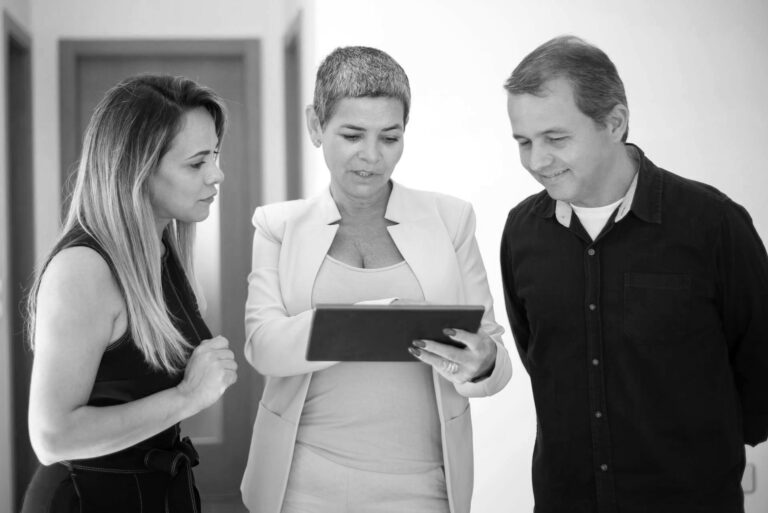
[28,247,236,465]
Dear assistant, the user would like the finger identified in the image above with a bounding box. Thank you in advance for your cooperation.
[203,336,229,349]
[410,347,463,382]
[413,339,464,364]
[216,349,235,361]
[443,328,482,348]
[220,359,238,371]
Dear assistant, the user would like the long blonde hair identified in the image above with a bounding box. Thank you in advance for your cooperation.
[28,74,227,373]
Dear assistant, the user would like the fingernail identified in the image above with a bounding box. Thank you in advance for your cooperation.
[408,347,421,357]
[443,329,456,336]
[412,340,426,348]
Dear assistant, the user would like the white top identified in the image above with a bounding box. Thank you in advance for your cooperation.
[570,197,624,240]
[296,255,442,473]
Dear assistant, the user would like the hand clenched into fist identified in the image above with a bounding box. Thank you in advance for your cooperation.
[177,336,238,415]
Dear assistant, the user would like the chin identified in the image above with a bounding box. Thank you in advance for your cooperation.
[542,183,576,203]
[349,180,388,196]
[186,207,213,224]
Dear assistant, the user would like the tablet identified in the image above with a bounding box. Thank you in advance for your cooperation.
[306,304,485,362]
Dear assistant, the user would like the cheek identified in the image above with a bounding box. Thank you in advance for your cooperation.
[384,144,404,168]
[518,148,532,168]
[324,142,352,168]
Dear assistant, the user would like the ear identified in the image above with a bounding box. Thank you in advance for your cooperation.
[305,105,323,147]
[605,103,629,142]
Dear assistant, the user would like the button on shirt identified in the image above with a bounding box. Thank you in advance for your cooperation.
[500,145,768,513]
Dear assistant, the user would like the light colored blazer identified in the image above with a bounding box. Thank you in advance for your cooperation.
[240,181,512,513]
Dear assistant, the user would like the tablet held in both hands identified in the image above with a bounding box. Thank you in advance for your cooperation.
[306,304,484,362]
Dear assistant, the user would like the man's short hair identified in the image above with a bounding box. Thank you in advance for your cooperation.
[504,35,629,141]
[313,46,411,128]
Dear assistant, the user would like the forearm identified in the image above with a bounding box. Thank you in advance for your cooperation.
[31,386,195,465]
[455,338,512,397]
[245,308,336,377]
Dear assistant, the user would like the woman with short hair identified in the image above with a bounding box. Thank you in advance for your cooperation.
[241,46,512,513]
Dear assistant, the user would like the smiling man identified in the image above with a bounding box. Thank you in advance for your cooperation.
[500,35,768,513]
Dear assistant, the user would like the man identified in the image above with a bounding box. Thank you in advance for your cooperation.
[500,35,768,513]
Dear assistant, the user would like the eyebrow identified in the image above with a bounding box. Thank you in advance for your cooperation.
[339,123,403,132]
[185,149,214,160]
[513,128,569,140]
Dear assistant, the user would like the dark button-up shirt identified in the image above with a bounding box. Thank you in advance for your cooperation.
[500,145,768,513]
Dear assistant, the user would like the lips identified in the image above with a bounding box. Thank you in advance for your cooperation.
[537,169,570,181]
[200,194,216,203]
[351,170,375,178]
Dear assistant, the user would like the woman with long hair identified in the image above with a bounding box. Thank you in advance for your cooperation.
[22,74,237,513]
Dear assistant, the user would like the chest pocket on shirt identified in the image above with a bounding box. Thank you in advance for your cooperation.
[623,272,692,346]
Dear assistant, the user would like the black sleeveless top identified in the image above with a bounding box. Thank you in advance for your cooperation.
[22,226,212,513]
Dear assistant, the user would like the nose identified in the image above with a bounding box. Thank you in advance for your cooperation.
[206,160,225,185]
[528,142,554,173]
[357,138,381,164]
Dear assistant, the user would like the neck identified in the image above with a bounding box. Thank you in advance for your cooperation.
[577,144,638,208]
[155,220,168,254]
[331,181,392,221]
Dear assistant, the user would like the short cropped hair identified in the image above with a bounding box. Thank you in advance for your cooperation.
[313,46,411,128]
[505,35,629,141]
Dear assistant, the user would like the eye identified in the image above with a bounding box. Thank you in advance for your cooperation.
[383,136,401,144]
[517,140,531,148]
[342,134,361,142]
[190,161,205,170]
[547,136,568,145]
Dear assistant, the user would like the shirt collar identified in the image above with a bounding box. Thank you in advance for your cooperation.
[533,143,663,228]
[318,180,428,225]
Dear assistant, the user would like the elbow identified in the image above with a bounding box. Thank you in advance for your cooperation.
[29,426,66,466]
[244,335,277,377]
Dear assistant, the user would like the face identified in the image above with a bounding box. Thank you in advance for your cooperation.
[506,77,623,207]
[308,97,405,204]
[148,107,223,232]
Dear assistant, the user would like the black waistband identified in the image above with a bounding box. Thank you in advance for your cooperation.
[63,436,199,475]
[61,437,200,513]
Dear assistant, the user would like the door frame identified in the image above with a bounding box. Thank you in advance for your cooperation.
[3,10,33,511]
[60,39,262,214]
[59,39,263,503]
[283,12,303,200]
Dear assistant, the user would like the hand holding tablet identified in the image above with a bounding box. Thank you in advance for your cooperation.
[306,304,484,362]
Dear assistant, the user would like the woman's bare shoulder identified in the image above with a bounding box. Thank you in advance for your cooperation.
[37,246,126,335]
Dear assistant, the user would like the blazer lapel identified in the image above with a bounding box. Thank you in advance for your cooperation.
[281,190,340,315]
[386,182,463,304]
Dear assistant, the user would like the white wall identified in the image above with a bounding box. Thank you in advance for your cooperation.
[0,1,31,509]
[304,1,768,511]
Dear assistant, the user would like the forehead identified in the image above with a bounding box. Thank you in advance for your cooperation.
[328,97,404,128]
[166,107,218,156]
[506,77,589,134]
